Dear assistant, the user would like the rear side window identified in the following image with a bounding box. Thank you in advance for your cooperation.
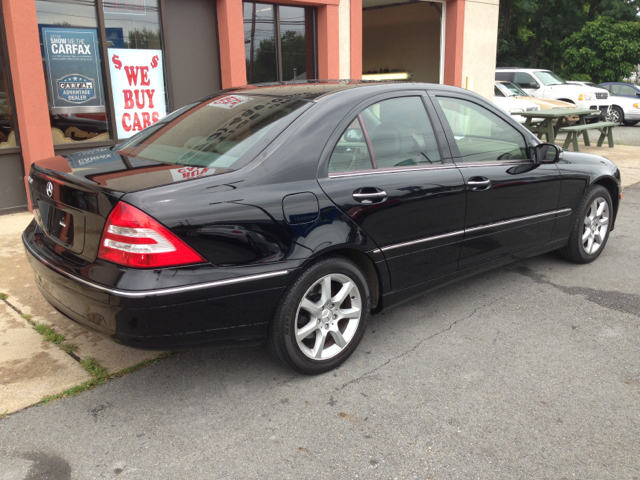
[495,71,512,81]
[513,72,536,88]
[116,95,309,171]
[328,96,441,173]
[437,97,528,163]
[328,118,374,173]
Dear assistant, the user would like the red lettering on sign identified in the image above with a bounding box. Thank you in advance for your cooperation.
[145,89,155,108]
[132,113,142,131]
[124,66,140,86]
[134,90,145,109]
[140,67,150,86]
[142,112,151,128]
[122,113,132,132]
[152,112,160,122]
[123,90,134,109]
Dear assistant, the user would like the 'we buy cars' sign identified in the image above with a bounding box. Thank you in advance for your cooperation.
[109,48,167,138]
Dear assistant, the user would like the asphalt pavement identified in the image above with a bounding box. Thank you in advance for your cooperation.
[1,186,639,480]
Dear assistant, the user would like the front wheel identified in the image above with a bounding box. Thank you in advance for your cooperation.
[559,185,612,264]
[268,257,370,374]
[607,106,623,124]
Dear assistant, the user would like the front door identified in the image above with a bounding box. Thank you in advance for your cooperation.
[318,94,466,291]
[431,94,562,269]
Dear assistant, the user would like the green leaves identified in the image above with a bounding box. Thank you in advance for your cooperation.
[561,16,640,82]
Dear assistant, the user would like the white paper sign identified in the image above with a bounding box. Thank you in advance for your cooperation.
[169,166,216,182]
[108,48,167,139]
[208,95,252,109]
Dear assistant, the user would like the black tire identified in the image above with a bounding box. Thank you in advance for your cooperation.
[607,106,623,124]
[559,185,612,264]
[268,257,370,375]
[623,120,639,127]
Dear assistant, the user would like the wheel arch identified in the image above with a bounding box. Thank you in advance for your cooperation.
[592,176,620,230]
[558,98,576,104]
[300,247,384,313]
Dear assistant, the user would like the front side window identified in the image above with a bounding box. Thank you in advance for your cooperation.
[436,97,528,163]
[620,85,638,96]
[36,0,112,144]
[244,2,316,84]
[328,96,441,173]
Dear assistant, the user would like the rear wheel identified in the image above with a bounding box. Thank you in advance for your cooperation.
[268,257,369,374]
[559,185,612,264]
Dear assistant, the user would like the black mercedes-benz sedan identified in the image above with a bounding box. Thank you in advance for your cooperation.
[23,81,622,374]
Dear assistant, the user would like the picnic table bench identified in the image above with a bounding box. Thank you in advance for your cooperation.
[516,108,595,144]
[558,122,618,152]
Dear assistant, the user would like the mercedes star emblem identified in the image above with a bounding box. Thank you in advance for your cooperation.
[46,181,53,197]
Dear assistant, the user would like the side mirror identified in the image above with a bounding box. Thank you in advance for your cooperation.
[523,82,540,90]
[534,143,563,163]
[636,92,640,98]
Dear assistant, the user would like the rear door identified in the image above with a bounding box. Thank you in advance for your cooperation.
[430,93,562,269]
[318,92,466,291]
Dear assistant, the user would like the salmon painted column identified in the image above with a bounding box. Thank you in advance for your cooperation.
[2,0,54,208]
[350,0,362,80]
[443,0,465,88]
[217,0,247,89]
[317,4,340,79]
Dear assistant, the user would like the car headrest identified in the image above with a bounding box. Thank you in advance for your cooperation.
[371,122,416,158]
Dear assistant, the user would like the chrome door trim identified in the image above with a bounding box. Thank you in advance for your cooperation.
[379,208,572,252]
[381,230,464,252]
[23,236,289,298]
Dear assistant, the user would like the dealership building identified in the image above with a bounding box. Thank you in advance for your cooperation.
[0,0,499,213]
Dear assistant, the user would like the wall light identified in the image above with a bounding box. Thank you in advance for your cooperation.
[362,72,412,81]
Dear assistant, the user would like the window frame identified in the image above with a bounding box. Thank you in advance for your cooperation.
[0,3,20,154]
[429,92,533,166]
[322,91,453,179]
[37,0,171,151]
[243,1,318,85]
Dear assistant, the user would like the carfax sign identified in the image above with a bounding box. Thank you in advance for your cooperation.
[42,28,105,111]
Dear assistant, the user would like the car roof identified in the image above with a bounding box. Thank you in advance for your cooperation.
[199,80,463,103]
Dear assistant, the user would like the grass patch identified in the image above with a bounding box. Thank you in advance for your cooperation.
[0,410,8,419]
[21,313,32,321]
[33,323,66,344]
[0,292,8,300]
[38,352,176,405]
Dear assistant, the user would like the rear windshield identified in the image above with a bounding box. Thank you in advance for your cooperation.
[116,94,310,171]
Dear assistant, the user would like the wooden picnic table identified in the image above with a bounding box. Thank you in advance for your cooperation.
[514,108,596,144]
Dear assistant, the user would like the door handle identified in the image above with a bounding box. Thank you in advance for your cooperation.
[352,188,387,204]
[467,177,492,191]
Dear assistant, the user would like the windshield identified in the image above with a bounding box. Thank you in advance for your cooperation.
[536,71,566,86]
[116,94,310,171]
[501,82,530,96]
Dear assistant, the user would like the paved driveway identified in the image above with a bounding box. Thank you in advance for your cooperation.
[1,186,639,480]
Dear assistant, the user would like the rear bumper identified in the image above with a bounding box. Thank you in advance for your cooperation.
[23,229,294,349]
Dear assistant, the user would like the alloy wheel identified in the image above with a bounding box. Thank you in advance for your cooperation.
[582,198,610,255]
[295,273,362,360]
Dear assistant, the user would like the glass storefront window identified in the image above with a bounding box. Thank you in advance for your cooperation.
[104,0,168,139]
[279,6,315,81]
[0,20,17,148]
[36,0,112,144]
[244,2,316,85]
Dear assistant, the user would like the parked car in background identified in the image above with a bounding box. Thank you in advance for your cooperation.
[496,68,611,122]
[495,81,578,122]
[599,82,640,126]
[493,84,540,123]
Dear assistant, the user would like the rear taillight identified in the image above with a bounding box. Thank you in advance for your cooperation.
[98,202,205,268]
